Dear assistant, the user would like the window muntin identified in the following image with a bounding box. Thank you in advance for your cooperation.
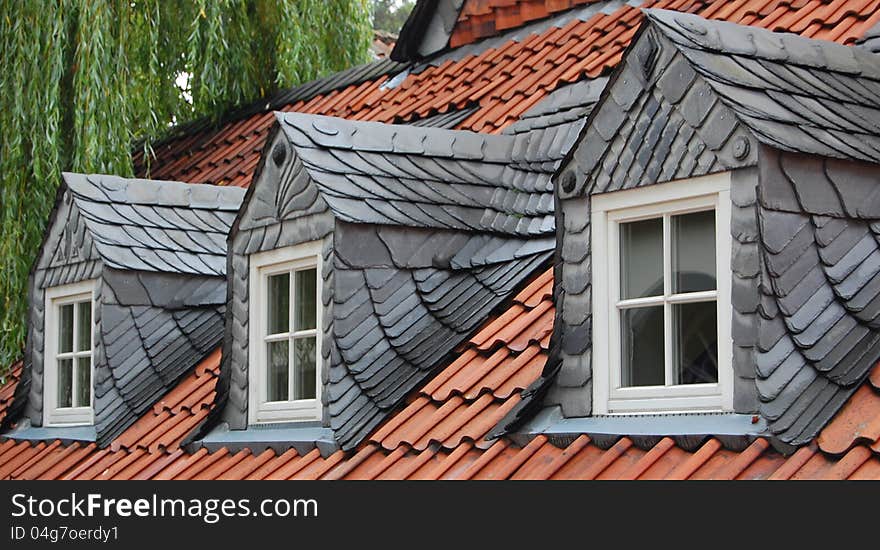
[264,268,318,403]
[248,242,323,423]
[591,173,733,415]
[44,280,95,426]
[617,210,718,389]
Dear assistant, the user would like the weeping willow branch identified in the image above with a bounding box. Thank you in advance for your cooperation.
[0,0,373,375]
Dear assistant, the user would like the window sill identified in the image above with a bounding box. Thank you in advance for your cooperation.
[189,421,338,457]
[1,419,96,444]
[509,407,767,450]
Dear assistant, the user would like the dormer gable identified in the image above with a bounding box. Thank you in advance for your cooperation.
[4,174,244,447]
[495,9,880,451]
[199,111,583,452]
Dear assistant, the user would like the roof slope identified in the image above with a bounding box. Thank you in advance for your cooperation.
[5,272,880,479]
[63,173,245,276]
[138,0,880,188]
[648,9,880,163]
[5,0,880,478]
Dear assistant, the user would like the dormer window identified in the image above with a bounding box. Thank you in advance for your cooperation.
[249,241,322,423]
[591,173,733,414]
[44,280,95,426]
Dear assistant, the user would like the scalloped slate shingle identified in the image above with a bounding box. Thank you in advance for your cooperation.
[10,174,244,447]
[216,112,581,451]
[498,10,880,449]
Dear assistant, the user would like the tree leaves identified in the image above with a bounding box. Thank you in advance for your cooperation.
[0,0,372,373]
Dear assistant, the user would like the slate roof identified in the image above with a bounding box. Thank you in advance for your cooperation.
[276,111,570,234]
[5,0,880,478]
[63,173,245,276]
[248,112,579,449]
[647,9,880,445]
[648,9,880,163]
[5,271,880,479]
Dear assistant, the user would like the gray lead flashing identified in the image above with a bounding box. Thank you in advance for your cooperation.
[2,420,96,444]
[193,422,339,457]
[510,407,767,451]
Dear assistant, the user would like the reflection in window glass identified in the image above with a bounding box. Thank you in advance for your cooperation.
[267,273,290,335]
[59,304,74,353]
[267,340,289,402]
[672,210,716,294]
[294,337,317,400]
[58,358,73,408]
[620,218,663,299]
[672,302,718,385]
[620,306,664,387]
[295,268,317,331]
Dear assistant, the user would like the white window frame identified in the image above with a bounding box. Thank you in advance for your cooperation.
[44,279,96,426]
[248,241,323,423]
[591,172,733,415]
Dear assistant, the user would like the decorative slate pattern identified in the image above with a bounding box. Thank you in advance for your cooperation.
[94,269,227,446]
[63,173,244,276]
[503,11,880,449]
[216,112,578,451]
[756,146,880,445]
[5,279,880,479]
[647,9,880,164]
[9,174,243,448]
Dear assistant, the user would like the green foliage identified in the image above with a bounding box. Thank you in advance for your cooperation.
[0,0,373,374]
[371,0,414,34]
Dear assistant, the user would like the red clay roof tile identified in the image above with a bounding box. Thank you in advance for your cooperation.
[5,2,880,480]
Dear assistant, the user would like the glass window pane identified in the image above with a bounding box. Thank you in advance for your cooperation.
[76,301,91,352]
[267,273,290,335]
[620,218,663,299]
[75,357,91,407]
[295,268,317,331]
[57,358,73,408]
[672,210,716,293]
[293,337,317,400]
[621,306,664,387]
[266,340,289,402]
[59,304,74,353]
[672,301,718,385]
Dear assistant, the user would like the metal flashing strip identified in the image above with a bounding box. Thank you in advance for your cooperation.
[194,422,340,457]
[518,406,767,439]
[2,422,96,444]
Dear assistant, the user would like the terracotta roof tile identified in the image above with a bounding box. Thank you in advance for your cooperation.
[5,3,880,480]
[137,0,880,187]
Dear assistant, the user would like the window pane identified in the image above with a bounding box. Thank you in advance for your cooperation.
[266,340,289,402]
[267,273,290,335]
[57,358,73,408]
[620,218,663,299]
[75,357,91,407]
[76,301,91,352]
[672,210,716,293]
[59,304,74,353]
[672,301,718,385]
[295,268,317,331]
[293,337,317,400]
[621,306,664,387]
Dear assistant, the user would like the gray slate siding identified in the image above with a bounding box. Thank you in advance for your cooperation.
[6,174,241,447]
[213,112,574,451]
[756,146,880,445]
[495,10,880,449]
